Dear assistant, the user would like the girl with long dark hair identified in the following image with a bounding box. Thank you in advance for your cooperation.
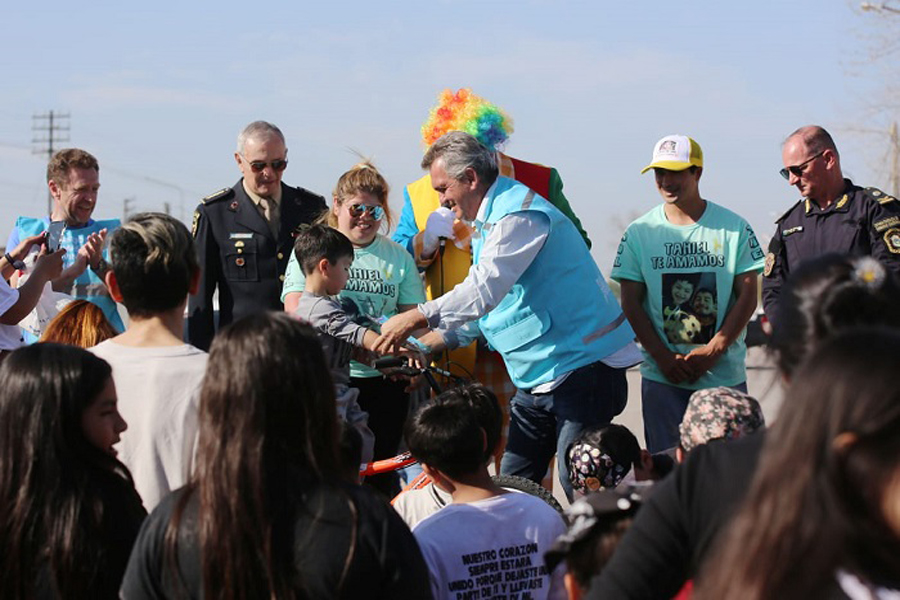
[697,329,900,598]
[122,312,431,599]
[0,343,146,598]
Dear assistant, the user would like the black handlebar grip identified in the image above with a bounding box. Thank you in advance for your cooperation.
[372,356,405,369]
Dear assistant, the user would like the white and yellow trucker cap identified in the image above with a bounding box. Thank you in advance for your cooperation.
[640,135,703,174]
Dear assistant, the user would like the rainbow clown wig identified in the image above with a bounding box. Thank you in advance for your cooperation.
[421,88,514,152]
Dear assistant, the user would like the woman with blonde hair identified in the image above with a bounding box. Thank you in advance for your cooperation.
[282,162,426,496]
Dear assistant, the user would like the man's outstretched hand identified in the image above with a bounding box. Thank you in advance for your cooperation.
[373,308,428,354]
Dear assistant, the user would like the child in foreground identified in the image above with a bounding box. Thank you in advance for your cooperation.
[407,385,567,600]
[393,383,503,528]
[293,223,420,465]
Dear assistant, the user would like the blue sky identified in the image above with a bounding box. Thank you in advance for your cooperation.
[0,0,893,268]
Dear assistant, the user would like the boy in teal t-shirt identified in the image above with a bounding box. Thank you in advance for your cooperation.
[611,135,765,452]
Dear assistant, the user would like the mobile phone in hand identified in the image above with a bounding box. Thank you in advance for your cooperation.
[46,220,66,252]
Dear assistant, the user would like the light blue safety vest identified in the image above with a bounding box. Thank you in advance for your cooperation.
[473,177,634,389]
[15,217,124,334]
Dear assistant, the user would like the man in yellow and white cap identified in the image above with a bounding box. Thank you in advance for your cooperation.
[610,135,765,453]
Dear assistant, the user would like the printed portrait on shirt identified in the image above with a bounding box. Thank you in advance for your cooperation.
[661,272,718,345]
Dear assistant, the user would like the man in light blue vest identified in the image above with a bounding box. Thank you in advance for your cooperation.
[6,148,123,335]
[376,132,640,500]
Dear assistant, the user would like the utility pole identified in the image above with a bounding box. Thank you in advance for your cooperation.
[123,197,135,220]
[32,111,71,215]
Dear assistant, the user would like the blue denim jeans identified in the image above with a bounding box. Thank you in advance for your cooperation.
[641,379,748,454]
[499,361,628,501]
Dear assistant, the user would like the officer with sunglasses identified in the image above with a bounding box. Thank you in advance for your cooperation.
[762,125,900,328]
[187,121,326,350]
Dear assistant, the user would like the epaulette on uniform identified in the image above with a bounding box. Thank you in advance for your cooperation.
[864,187,897,205]
[774,199,803,224]
[201,188,234,205]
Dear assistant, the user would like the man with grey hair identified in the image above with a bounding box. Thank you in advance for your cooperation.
[375,131,640,501]
[762,124,900,326]
[188,121,326,350]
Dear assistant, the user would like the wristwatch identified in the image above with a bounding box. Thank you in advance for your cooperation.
[91,257,110,277]
[4,252,25,271]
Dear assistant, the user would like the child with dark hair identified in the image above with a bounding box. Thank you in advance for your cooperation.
[407,387,566,600]
[90,212,206,510]
[0,343,146,598]
[293,223,422,466]
[567,424,671,495]
[393,384,503,528]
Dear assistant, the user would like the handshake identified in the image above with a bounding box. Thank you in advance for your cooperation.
[421,206,456,257]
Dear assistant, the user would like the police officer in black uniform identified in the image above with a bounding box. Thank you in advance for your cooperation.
[188,121,326,350]
[762,125,900,327]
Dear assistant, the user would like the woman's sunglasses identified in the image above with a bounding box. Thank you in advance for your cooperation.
[347,204,384,220]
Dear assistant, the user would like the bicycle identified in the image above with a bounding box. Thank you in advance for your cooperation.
[360,357,564,515]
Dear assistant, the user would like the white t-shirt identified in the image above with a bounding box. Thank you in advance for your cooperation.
[412,491,567,600]
[0,278,22,350]
[90,340,207,510]
[393,482,452,530]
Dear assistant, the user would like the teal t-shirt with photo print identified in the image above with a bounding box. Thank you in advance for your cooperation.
[611,201,765,390]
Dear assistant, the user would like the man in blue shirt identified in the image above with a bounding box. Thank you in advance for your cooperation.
[7,148,122,334]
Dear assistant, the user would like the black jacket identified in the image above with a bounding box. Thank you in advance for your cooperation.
[588,433,764,599]
[187,180,326,350]
[762,181,900,325]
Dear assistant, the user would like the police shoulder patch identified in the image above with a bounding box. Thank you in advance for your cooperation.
[884,228,900,254]
[763,252,776,277]
[191,210,200,238]
[865,187,897,205]
[202,188,234,204]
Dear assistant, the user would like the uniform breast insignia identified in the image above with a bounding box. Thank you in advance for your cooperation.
[781,226,804,237]
[229,200,239,212]
[764,252,776,277]
[884,228,900,254]
[235,257,246,267]
[191,210,200,238]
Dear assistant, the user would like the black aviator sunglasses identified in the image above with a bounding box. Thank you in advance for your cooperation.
[779,151,824,181]
[242,156,288,173]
